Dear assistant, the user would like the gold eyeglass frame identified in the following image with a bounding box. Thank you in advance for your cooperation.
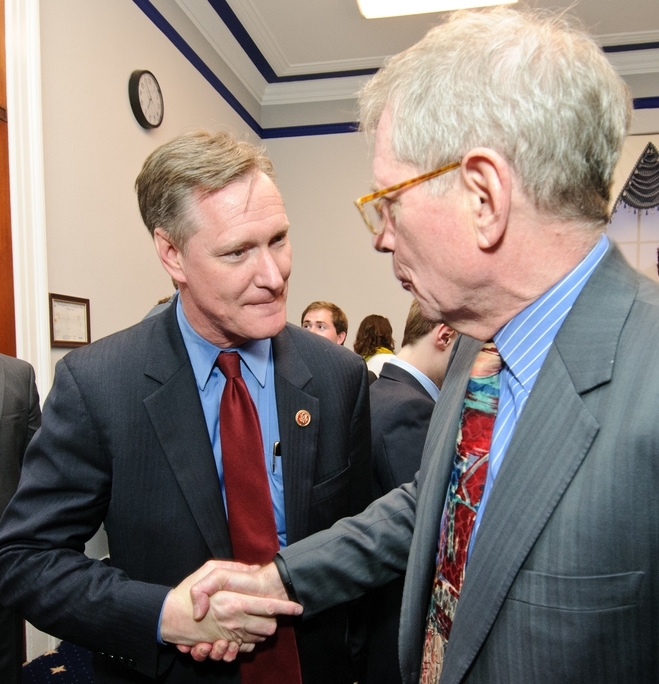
[354,160,462,235]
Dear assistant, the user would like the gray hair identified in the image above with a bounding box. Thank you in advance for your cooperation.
[135,130,276,248]
[359,8,632,226]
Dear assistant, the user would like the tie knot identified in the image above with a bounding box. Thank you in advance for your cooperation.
[472,341,502,378]
[217,351,242,379]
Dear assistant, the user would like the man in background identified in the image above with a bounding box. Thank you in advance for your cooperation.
[365,300,454,684]
[0,353,40,684]
[370,299,455,498]
[0,131,371,684]
[186,9,659,684]
[301,301,348,345]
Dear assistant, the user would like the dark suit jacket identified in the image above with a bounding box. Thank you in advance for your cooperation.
[0,354,40,515]
[370,362,435,499]
[365,362,435,684]
[0,307,371,684]
[277,243,659,684]
[0,354,40,684]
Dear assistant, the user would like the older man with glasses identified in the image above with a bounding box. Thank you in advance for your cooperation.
[170,8,658,684]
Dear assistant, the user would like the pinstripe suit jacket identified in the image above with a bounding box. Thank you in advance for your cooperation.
[278,243,659,683]
[0,354,40,516]
[0,307,371,684]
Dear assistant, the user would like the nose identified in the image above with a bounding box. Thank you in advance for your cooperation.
[373,224,394,253]
[256,248,288,289]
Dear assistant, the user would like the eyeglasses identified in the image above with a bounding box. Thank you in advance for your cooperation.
[354,161,461,235]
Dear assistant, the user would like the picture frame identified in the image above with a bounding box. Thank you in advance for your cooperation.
[49,293,91,348]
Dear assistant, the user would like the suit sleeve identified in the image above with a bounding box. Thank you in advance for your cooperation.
[0,357,169,678]
[22,363,41,458]
[277,479,417,617]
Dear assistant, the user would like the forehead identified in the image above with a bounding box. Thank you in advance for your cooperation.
[194,171,286,235]
[304,308,333,321]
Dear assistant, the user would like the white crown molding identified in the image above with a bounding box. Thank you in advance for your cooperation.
[606,48,659,76]
[175,0,267,101]
[597,29,659,47]
[224,0,387,76]
[225,0,290,75]
[262,74,373,106]
[177,0,379,103]
[174,3,659,107]
[278,56,385,77]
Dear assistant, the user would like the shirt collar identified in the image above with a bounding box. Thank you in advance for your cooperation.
[493,234,609,391]
[386,356,440,402]
[176,297,271,390]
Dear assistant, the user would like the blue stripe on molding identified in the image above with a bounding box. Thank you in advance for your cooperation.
[603,42,659,53]
[261,122,360,139]
[207,0,378,83]
[207,0,277,81]
[132,0,264,136]
[634,96,659,109]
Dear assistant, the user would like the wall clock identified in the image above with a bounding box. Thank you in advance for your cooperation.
[128,70,164,129]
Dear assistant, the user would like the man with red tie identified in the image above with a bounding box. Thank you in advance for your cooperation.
[0,131,371,684]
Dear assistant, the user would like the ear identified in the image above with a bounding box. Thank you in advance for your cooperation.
[154,228,187,285]
[460,148,512,250]
[434,324,456,351]
[337,331,347,346]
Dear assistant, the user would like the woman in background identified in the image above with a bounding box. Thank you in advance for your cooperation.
[354,314,395,380]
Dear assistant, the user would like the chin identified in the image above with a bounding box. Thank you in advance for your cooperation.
[251,312,287,340]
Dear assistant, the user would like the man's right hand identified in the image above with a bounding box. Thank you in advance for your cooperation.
[161,560,302,662]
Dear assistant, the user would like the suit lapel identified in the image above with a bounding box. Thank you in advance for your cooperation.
[440,244,639,683]
[272,326,319,545]
[142,307,232,559]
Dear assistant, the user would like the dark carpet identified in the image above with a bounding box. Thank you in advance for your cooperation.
[22,642,95,683]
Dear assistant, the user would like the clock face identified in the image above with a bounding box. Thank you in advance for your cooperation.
[129,70,164,129]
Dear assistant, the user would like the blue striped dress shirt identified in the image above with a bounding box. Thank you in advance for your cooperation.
[467,234,610,557]
[175,298,287,548]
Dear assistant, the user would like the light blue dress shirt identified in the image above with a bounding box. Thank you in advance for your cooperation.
[385,356,440,401]
[176,298,287,548]
[467,234,609,557]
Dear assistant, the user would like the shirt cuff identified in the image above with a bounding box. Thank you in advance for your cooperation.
[273,554,298,602]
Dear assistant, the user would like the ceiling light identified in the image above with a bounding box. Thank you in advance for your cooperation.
[356,0,517,19]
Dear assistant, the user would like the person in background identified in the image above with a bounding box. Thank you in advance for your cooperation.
[0,130,371,684]
[144,279,179,319]
[364,300,454,684]
[370,300,455,498]
[301,301,348,345]
[353,314,395,379]
[182,8,659,684]
[0,353,40,684]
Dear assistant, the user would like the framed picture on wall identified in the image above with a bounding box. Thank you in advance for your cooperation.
[49,293,91,348]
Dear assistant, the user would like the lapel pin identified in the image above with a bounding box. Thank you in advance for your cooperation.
[295,410,311,427]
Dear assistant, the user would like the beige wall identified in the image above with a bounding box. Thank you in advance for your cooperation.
[266,132,413,349]
[39,0,259,368]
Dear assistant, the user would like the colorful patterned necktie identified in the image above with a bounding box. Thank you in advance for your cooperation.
[421,342,502,683]
[217,352,302,684]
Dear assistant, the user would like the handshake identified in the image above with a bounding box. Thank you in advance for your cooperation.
[161,560,302,662]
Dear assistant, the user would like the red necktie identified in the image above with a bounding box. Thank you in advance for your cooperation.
[217,352,302,684]
[421,342,502,683]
